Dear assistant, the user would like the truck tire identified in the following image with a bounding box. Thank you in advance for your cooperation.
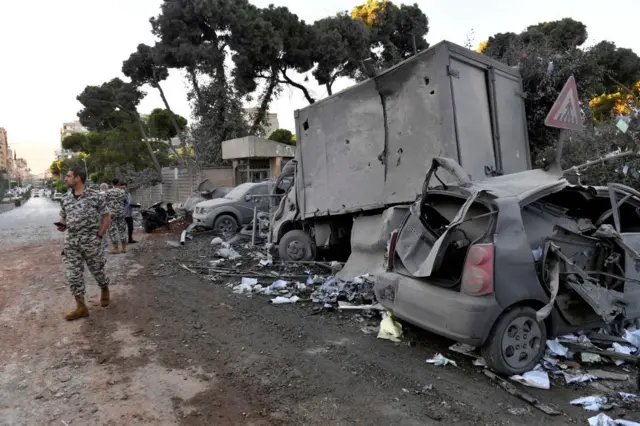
[278,230,316,261]
[481,306,546,376]
[214,214,238,236]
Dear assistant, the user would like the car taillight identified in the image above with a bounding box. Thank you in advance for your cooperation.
[461,243,494,296]
[386,230,399,270]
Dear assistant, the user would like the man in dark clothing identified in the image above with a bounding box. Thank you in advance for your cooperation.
[122,183,137,244]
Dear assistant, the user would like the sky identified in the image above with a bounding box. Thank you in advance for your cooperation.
[1,0,638,176]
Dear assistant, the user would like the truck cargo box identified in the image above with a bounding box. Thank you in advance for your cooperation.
[294,40,530,220]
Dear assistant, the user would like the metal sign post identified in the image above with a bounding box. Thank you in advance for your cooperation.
[545,75,584,170]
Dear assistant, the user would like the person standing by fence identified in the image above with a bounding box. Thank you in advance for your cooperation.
[106,179,128,254]
[122,183,137,244]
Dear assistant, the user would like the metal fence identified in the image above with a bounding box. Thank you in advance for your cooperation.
[131,166,233,207]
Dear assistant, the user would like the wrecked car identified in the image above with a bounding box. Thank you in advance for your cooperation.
[192,182,275,235]
[375,157,640,375]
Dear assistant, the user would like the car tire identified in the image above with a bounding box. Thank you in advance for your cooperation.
[481,306,546,376]
[278,230,316,261]
[213,214,238,236]
[143,219,154,234]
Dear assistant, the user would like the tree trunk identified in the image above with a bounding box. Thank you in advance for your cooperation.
[326,83,333,96]
[188,68,206,113]
[133,112,162,180]
[280,70,315,104]
[250,75,278,135]
[154,80,185,154]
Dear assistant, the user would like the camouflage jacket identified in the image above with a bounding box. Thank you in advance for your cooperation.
[105,188,127,217]
[60,189,109,237]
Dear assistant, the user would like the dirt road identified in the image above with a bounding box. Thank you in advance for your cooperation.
[1,201,638,425]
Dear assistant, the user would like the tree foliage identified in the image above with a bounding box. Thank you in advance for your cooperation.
[481,18,640,163]
[147,108,187,141]
[72,79,172,184]
[268,129,295,145]
[352,0,429,71]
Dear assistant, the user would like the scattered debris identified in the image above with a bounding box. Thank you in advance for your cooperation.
[270,296,300,304]
[310,275,376,305]
[547,339,569,357]
[483,370,561,416]
[448,343,477,357]
[589,370,630,381]
[215,243,241,260]
[588,413,640,426]
[210,237,223,246]
[564,371,597,384]
[510,368,550,390]
[570,395,609,411]
[377,313,403,342]
[426,353,457,367]
[583,353,605,364]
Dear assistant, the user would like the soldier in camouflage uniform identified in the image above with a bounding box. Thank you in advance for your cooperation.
[105,178,128,254]
[57,167,112,321]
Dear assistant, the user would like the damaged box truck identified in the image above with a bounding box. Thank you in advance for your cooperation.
[271,41,532,263]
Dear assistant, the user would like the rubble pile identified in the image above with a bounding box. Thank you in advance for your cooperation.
[171,236,377,306]
[442,330,640,421]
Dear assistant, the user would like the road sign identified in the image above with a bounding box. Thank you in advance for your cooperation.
[544,75,583,131]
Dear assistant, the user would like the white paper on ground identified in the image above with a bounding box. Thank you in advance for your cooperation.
[268,280,288,290]
[425,353,457,367]
[546,339,569,357]
[510,369,550,390]
[563,371,596,384]
[241,277,258,286]
[619,392,638,401]
[612,342,635,355]
[270,295,300,304]
[589,413,640,426]
[570,395,607,411]
[623,329,640,349]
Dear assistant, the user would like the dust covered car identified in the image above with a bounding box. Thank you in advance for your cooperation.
[375,157,640,375]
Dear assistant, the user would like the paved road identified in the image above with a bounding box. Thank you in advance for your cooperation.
[0,197,63,245]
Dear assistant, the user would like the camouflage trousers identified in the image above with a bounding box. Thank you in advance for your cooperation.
[64,234,110,297]
[108,214,126,245]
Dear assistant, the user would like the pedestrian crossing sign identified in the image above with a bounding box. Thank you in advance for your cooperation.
[544,75,583,131]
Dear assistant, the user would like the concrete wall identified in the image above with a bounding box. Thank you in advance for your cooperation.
[131,166,233,207]
[222,136,295,160]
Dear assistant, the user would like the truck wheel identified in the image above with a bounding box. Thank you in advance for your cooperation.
[214,214,238,236]
[481,306,546,376]
[278,230,316,261]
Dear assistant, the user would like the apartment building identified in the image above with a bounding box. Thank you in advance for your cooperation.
[0,127,8,171]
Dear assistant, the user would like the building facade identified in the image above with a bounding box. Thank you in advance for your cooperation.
[59,121,88,160]
[0,127,8,171]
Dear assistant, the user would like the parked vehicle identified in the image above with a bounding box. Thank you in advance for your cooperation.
[271,40,531,262]
[140,201,177,233]
[175,179,233,219]
[191,182,275,235]
[374,157,640,375]
[52,191,65,202]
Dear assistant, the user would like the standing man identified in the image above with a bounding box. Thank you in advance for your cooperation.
[106,179,128,254]
[57,167,111,320]
[122,183,137,244]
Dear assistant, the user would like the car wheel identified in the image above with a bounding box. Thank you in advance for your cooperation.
[214,214,238,236]
[278,230,316,261]
[481,306,546,376]
[143,219,154,234]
